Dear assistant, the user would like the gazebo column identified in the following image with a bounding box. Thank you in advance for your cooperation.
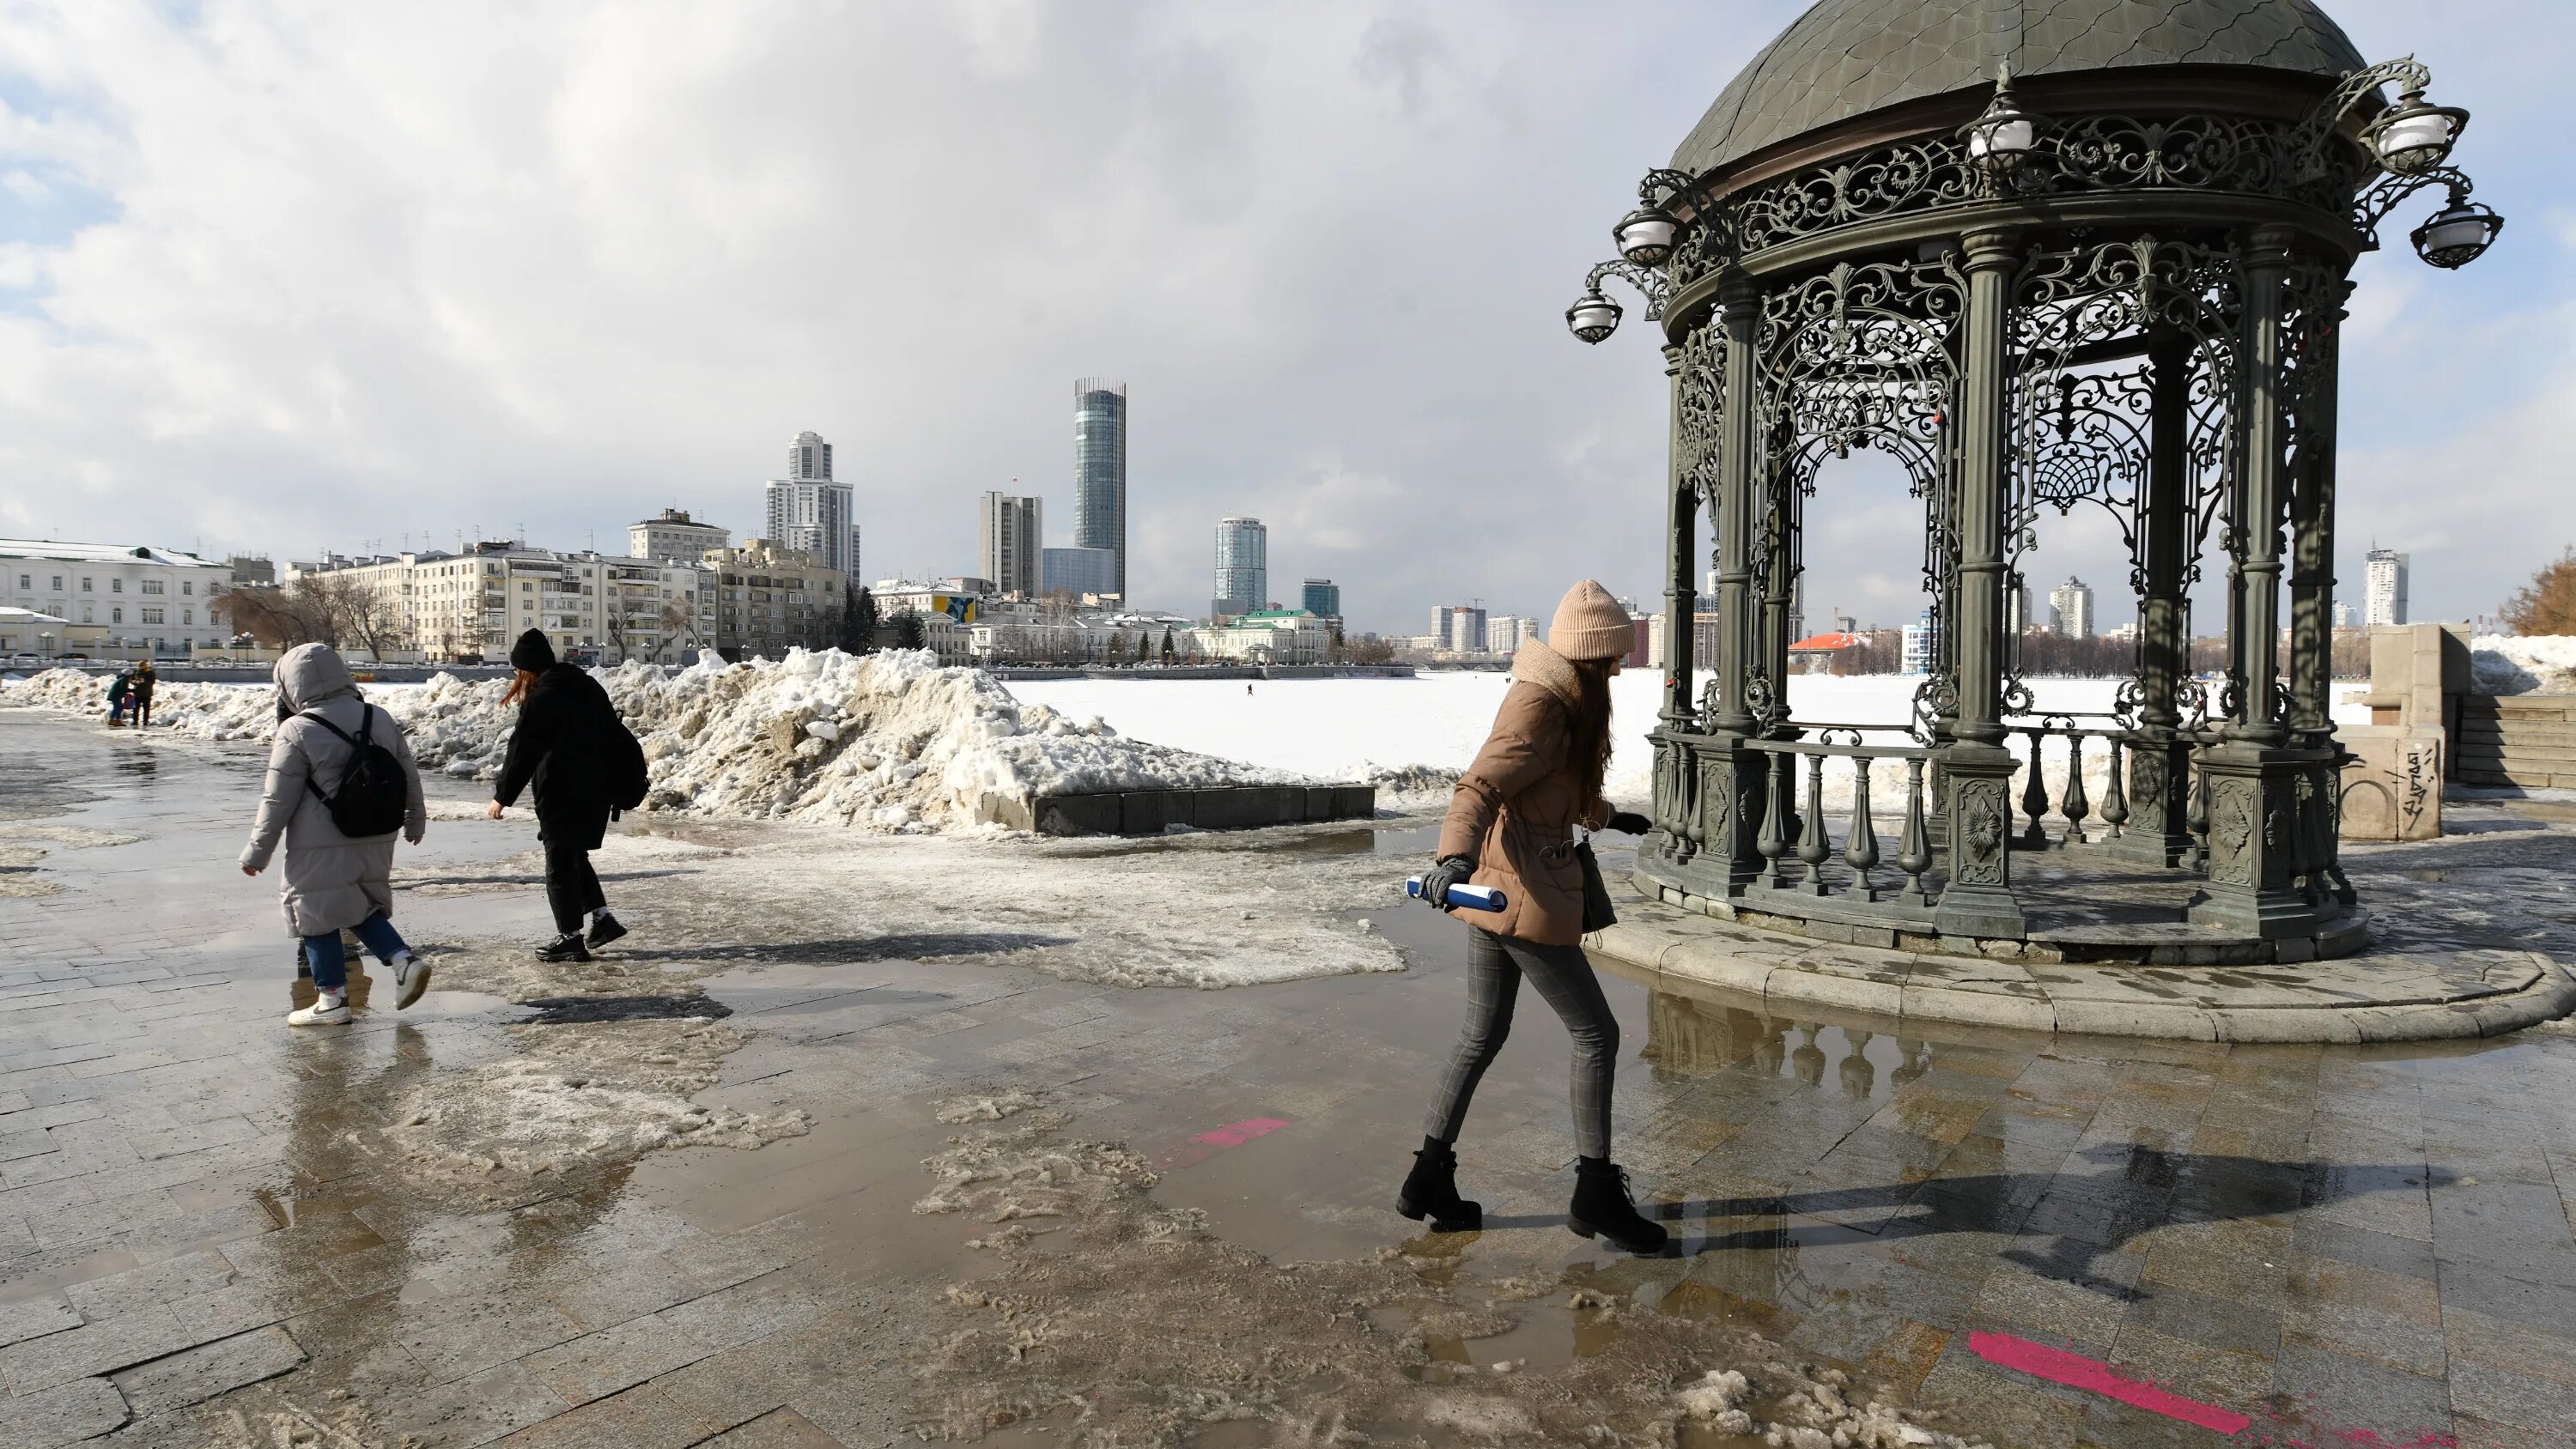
[1661,343,1698,730]
[1934,229,2026,938]
[2287,284,2356,906]
[1654,343,1698,866]
[2116,330,2200,866]
[2191,227,2321,937]
[1692,279,1767,894]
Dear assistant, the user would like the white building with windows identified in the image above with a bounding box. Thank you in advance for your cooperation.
[290,544,711,664]
[1,540,231,658]
[979,494,1042,597]
[2050,576,2097,639]
[766,431,860,578]
[629,508,732,566]
[2365,549,2409,627]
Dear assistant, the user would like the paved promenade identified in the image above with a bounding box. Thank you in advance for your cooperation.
[3,711,2574,1447]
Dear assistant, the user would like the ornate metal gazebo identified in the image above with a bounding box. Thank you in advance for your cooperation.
[1570,0,2499,959]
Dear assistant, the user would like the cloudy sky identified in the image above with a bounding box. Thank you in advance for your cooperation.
[0,0,2565,636]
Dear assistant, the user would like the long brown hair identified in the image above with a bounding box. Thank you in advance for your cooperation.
[1566,658,1615,803]
[501,668,537,707]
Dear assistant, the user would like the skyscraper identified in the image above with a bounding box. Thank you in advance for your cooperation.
[2365,549,2409,626]
[1212,517,1267,618]
[2050,576,2097,639]
[1301,579,1341,621]
[1074,379,1128,600]
[1433,604,1487,653]
[764,430,857,577]
[979,493,1042,597]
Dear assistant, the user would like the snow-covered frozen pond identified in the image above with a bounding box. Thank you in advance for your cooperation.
[1013,671,2142,797]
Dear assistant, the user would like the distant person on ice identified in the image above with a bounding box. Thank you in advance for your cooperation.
[488,628,640,963]
[1402,580,1663,1253]
[129,660,158,729]
[105,667,132,726]
[239,643,430,1027]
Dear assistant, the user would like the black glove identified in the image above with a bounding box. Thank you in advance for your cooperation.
[1607,811,1652,836]
[1419,856,1475,912]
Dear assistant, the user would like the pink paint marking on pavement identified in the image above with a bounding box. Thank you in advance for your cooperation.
[1969,1331,2251,1435]
[1159,1117,1290,1167]
[1193,1118,1290,1148]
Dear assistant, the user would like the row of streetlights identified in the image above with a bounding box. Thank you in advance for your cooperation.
[1569,59,2503,344]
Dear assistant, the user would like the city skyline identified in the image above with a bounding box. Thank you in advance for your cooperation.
[0,3,2562,636]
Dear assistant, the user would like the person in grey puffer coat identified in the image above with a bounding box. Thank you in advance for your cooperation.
[239,643,431,1026]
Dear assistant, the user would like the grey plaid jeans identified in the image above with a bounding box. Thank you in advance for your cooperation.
[1421,926,1618,1160]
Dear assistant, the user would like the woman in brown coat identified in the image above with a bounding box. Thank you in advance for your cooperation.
[1400,580,1666,1253]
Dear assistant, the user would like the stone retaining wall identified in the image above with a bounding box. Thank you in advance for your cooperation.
[977,784,1377,836]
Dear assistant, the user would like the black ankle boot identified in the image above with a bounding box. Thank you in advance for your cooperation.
[1570,1156,1667,1254]
[1396,1137,1483,1233]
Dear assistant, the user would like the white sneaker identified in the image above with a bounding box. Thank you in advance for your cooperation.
[390,951,431,1010]
[288,996,350,1028]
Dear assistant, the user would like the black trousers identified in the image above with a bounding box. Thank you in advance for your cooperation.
[544,840,605,934]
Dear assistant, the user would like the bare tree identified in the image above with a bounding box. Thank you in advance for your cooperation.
[654,601,702,663]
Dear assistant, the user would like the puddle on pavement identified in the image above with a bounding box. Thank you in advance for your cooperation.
[519,993,732,1025]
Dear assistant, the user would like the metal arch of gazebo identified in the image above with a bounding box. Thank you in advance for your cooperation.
[1568,54,2500,959]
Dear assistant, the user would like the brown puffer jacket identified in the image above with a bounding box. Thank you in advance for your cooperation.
[1436,638,1609,947]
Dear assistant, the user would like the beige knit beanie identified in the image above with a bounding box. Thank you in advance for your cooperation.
[1547,579,1634,662]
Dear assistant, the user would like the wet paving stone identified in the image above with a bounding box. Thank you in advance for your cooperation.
[4,711,2576,1445]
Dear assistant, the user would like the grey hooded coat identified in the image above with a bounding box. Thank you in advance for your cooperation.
[239,644,428,937]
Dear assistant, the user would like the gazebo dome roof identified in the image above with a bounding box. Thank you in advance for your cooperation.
[1672,0,2368,177]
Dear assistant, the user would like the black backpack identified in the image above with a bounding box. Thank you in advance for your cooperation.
[604,714,649,814]
[300,705,410,838]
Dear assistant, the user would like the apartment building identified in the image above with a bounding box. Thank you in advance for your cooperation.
[704,540,847,661]
[289,544,711,664]
[0,539,232,658]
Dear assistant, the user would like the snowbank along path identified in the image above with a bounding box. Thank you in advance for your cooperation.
[0,650,1313,834]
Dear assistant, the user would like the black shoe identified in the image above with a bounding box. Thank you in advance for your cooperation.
[1395,1137,1483,1233]
[585,912,627,949]
[535,933,592,963]
[1569,1156,1668,1255]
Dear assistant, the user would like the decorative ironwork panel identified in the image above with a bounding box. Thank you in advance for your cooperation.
[1671,115,2371,291]
[1952,777,2009,888]
[2205,775,2261,886]
[1741,256,1966,731]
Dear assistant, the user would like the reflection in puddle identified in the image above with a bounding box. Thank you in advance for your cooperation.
[1643,992,1933,1106]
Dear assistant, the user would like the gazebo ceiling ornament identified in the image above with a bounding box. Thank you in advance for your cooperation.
[1570,0,2504,963]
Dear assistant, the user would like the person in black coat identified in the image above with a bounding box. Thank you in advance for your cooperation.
[487,629,628,961]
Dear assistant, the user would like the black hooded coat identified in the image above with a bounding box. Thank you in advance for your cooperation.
[494,632,620,852]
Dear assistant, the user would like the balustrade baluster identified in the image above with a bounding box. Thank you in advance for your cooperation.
[1845,756,1882,901]
[2017,728,2050,849]
[1898,757,1932,908]
[2061,733,2091,845]
[2099,738,2129,839]
[1757,750,1791,887]
[1796,752,1831,894]
[2186,748,2210,865]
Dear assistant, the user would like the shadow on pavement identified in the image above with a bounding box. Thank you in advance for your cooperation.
[1479,1144,2447,1285]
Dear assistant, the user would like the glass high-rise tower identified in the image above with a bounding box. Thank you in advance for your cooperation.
[1212,517,1267,618]
[1073,379,1127,599]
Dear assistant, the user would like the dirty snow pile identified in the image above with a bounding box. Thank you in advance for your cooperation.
[613,650,1309,832]
[0,668,280,741]
[2472,634,2576,695]
[908,1094,1996,1446]
[0,651,1315,834]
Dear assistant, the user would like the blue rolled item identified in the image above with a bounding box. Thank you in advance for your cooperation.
[1405,877,1508,912]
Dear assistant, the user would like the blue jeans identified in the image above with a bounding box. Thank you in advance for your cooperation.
[302,911,410,992]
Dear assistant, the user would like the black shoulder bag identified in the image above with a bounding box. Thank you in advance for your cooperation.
[1574,830,1618,933]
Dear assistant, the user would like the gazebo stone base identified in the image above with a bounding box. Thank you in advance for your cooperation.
[1591,887,2574,1044]
[1637,870,2371,967]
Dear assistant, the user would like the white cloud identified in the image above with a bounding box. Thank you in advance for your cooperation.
[0,0,2561,636]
